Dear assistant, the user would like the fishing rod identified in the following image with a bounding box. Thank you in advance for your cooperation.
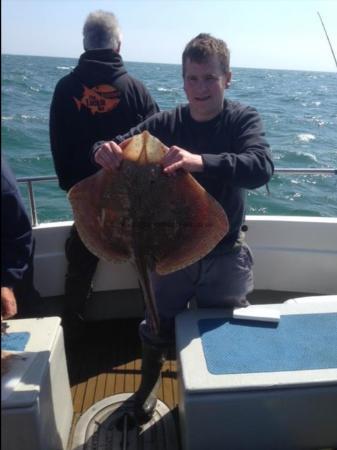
[317,11,337,69]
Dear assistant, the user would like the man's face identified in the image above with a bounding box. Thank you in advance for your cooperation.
[183,56,231,122]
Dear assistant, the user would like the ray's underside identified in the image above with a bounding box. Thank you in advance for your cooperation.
[68,131,229,333]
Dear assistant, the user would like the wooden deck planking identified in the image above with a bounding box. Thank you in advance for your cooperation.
[65,318,179,421]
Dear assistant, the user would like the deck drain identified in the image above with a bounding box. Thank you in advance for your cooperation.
[70,393,179,450]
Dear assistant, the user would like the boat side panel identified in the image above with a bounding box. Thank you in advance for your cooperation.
[32,217,337,302]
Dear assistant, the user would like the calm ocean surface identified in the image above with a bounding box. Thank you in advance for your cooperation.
[2,54,336,222]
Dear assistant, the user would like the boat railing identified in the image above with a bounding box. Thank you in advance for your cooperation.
[17,169,337,227]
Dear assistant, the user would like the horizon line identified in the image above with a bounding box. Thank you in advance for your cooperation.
[2,52,336,74]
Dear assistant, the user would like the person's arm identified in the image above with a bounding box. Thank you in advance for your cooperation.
[1,161,34,318]
[202,106,274,189]
[49,81,78,191]
[160,146,203,175]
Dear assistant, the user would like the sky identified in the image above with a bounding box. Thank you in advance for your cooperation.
[2,0,337,72]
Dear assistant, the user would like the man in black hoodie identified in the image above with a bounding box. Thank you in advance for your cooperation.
[50,10,159,325]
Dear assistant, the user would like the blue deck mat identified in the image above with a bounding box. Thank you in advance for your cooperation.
[198,313,337,374]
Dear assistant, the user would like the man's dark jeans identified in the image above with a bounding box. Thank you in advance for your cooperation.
[64,224,99,318]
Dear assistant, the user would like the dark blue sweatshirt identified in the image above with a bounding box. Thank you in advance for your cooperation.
[1,159,33,288]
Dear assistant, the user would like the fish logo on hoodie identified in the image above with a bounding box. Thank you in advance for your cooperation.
[73,84,121,115]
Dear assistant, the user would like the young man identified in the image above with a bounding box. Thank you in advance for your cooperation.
[49,11,159,326]
[93,33,274,422]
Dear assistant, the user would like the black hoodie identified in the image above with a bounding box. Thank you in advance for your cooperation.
[1,158,34,288]
[50,49,159,191]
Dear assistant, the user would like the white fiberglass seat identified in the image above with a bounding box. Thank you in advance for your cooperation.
[285,294,337,304]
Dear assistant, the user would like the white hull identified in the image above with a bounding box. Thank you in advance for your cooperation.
[33,215,337,317]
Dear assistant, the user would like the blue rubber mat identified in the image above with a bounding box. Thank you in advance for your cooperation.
[199,313,337,374]
[1,332,30,351]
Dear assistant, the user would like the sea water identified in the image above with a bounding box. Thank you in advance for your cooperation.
[2,54,336,222]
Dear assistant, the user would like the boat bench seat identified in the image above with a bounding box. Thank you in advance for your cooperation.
[175,301,337,450]
[1,317,73,450]
[284,294,337,304]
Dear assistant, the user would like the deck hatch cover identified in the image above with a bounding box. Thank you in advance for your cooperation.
[70,393,178,450]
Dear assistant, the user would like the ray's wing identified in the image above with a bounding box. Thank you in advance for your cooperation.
[68,168,132,262]
[151,173,229,275]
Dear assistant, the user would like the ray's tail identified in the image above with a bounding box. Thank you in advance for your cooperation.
[134,255,160,336]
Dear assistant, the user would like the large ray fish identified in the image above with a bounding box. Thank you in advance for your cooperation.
[68,131,229,334]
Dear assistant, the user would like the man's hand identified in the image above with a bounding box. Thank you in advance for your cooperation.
[162,146,204,175]
[94,140,204,176]
[94,141,124,171]
[1,287,17,320]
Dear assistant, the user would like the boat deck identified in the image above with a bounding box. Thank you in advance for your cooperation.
[65,317,180,449]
